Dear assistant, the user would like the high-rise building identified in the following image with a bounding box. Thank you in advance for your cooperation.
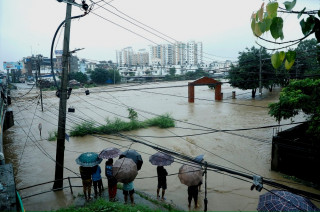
[117,47,134,67]
[149,41,203,66]
[117,47,149,67]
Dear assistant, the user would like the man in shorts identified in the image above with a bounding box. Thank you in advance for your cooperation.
[157,166,168,200]
[79,166,92,201]
[123,181,135,206]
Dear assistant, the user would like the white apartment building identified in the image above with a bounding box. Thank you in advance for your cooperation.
[149,41,203,66]
[116,47,134,67]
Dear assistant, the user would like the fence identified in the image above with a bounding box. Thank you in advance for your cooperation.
[17,176,83,200]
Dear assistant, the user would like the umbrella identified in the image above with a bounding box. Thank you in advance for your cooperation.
[149,152,174,166]
[113,158,138,184]
[99,147,122,159]
[178,164,203,186]
[257,190,319,212]
[120,150,143,170]
[76,152,102,167]
[194,154,204,163]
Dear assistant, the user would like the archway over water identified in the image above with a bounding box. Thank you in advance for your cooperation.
[188,77,222,102]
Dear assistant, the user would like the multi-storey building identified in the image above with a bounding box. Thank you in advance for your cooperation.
[117,47,149,67]
[149,41,203,66]
[132,49,149,66]
[116,47,134,67]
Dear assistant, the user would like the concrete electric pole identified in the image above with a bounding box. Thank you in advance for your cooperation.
[53,0,88,190]
[53,1,72,190]
[259,47,262,95]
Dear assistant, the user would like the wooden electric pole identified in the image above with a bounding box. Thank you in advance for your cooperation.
[53,1,72,190]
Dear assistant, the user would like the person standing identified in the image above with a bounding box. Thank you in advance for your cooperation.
[105,158,117,201]
[156,166,168,200]
[123,181,135,206]
[188,185,199,208]
[92,165,103,198]
[79,166,92,201]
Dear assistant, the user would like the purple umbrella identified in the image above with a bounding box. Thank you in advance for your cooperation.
[257,190,319,211]
[99,147,122,159]
[149,152,174,166]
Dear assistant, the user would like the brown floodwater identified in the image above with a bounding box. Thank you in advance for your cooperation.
[3,81,320,211]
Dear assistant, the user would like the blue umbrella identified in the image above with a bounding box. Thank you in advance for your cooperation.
[194,154,204,162]
[257,190,319,211]
[76,152,102,167]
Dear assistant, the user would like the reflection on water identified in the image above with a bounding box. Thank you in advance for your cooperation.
[3,82,320,211]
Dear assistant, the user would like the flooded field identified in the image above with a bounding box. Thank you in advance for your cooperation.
[4,81,320,211]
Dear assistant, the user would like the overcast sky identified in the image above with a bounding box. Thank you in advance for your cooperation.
[0,0,318,70]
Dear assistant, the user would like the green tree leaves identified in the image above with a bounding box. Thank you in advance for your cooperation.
[271,50,296,70]
[266,2,278,19]
[251,1,284,40]
[270,17,284,39]
[283,0,296,11]
[271,51,285,69]
[300,16,316,36]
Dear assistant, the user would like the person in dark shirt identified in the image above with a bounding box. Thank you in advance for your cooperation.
[157,166,168,200]
[105,158,117,201]
[79,166,92,201]
[188,185,199,208]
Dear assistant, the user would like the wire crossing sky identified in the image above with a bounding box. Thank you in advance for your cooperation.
[0,0,318,70]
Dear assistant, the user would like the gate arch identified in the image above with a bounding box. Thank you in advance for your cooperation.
[188,77,222,102]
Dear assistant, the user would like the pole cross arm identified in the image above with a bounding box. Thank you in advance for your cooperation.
[57,0,82,8]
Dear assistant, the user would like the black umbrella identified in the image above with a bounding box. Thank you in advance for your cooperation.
[119,150,143,170]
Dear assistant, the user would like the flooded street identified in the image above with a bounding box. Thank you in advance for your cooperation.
[4,81,320,211]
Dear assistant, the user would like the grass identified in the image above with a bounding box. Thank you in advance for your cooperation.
[42,86,56,91]
[55,198,158,212]
[48,131,58,141]
[134,190,178,211]
[69,114,175,137]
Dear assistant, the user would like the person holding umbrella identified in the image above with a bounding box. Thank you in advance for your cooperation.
[188,185,199,208]
[149,152,174,201]
[99,147,122,201]
[105,158,117,201]
[76,152,103,201]
[79,166,93,201]
[178,164,203,209]
[157,166,168,201]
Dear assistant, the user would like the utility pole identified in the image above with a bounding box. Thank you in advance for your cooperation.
[37,55,44,112]
[53,1,72,190]
[259,47,262,95]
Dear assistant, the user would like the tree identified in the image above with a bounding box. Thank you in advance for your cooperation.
[90,68,109,84]
[269,78,320,137]
[294,38,320,76]
[169,67,176,76]
[69,72,88,84]
[228,47,273,98]
[90,68,121,84]
[251,1,320,137]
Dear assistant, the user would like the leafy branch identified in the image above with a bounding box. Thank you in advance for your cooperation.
[251,0,320,69]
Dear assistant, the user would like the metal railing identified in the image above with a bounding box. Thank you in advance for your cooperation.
[17,176,83,200]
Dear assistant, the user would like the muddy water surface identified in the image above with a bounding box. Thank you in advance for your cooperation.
[4,81,320,211]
